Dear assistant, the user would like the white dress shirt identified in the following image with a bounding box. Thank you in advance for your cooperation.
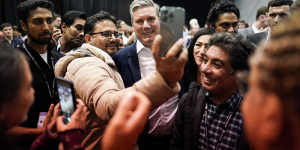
[136,40,178,136]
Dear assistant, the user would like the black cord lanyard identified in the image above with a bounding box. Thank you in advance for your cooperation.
[203,99,241,150]
[22,43,55,101]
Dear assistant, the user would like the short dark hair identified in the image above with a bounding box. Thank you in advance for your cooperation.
[208,32,255,72]
[268,0,293,10]
[181,27,215,93]
[17,0,54,23]
[206,0,240,27]
[0,23,12,30]
[0,42,26,104]
[256,6,268,20]
[62,11,87,27]
[84,11,117,35]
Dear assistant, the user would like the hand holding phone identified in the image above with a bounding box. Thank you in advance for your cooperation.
[56,77,76,124]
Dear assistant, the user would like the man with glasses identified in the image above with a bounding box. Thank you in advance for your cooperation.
[55,10,187,149]
[206,1,240,33]
[247,0,293,45]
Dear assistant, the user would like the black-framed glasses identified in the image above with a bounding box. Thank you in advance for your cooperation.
[90,31,122,38]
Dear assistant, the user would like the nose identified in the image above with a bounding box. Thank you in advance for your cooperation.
[143,21,151,28]
[200,62,211,74]
[274,15,280,24]
[79,31,84,37]
[228,26,235,33]
[42,21,51,31]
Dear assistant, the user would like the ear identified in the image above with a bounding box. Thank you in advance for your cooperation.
[84,34,92,44]
[259,93,283,145]
[20,20,28,33]
[61,23,67,34]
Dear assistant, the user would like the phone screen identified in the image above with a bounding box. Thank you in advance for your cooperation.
[56,77,76,124]
[159,6,185,57]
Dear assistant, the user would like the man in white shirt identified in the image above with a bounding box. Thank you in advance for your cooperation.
[239,6,268,37]
[113,0,180,150]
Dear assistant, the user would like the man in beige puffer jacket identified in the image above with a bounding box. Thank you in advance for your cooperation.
[55,11,187,150]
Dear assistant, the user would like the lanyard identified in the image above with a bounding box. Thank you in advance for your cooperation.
[22,43,55,101]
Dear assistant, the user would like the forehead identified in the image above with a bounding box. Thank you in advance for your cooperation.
[27,7,53,20]
[217,12,238,23]
[3,26,12,30]
[71,18,86,26]
[132,6,157,20]
[93,19,117,32]
[205,45,230,62]
[196,34,211,43]
[269,5,290,14]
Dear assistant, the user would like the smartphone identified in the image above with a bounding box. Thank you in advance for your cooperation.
[159,6,185,57]
[56,77,76,124]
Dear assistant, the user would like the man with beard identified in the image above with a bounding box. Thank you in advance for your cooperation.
[6,0,59,149]
[247,0,293,45]
[57,11,86,54]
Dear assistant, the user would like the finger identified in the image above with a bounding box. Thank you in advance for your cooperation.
[152,35,162,62]
[53,103,61,119]
[47,104,55,117]
[72,103,84,118]
[177,47,188,66]
[125,92,151,130]
[165,38,184,58]
[76,99,84,106]
[56,116,66,131]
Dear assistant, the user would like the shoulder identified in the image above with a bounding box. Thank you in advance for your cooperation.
[113,43,136,58]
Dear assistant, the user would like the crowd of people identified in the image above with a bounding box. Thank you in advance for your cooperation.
[0,0,300,150]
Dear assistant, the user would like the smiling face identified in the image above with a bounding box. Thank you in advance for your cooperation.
[21,7,54,45]
[86,19,120,55]
[200,45,237,95]
[193,34,212,66]
[132,6,160,48]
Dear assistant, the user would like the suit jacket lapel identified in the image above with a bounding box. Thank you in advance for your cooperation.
[128,43,141,82]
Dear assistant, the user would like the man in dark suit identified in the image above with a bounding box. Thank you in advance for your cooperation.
[113,0,178,150]
[247,0,293,45]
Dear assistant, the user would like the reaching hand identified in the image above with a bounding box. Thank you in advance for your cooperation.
[56,99,89,133]
[152,34,188,87]
[102,91,151,150]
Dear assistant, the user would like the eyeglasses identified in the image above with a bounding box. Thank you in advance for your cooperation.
[90,31,122,38]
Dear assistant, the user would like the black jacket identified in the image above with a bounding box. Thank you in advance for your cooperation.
[170,82,250,150]
[18,41,59,128]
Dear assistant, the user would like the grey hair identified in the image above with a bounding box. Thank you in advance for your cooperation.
[129,0,160,22]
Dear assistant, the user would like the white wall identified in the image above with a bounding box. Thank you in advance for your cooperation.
[235,0,269,25]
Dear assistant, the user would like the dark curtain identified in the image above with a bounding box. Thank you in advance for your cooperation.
[0,0,132,26]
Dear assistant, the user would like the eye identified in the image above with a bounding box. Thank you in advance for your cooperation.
[46,18,53,24]
[33,18,43,25]
[136,19,143,25]
[202,56,208,64]
[269,13,276,18]
[75,25,84,31]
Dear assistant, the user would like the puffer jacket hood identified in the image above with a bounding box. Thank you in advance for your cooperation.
[55,43,115,77]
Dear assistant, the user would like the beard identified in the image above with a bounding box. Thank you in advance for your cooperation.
[27,32,51,45]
